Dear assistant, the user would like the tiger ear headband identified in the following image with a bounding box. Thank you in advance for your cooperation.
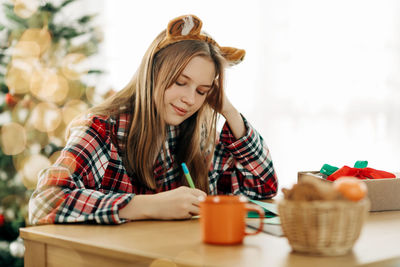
[157,14,245,66]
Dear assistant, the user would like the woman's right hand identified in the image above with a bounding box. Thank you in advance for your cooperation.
[150,186,207,219]
[119,186,207,221]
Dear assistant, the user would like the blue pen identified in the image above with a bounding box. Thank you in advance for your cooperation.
[181,163,196,189]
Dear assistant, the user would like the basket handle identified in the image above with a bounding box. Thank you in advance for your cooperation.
[245,204,265,236]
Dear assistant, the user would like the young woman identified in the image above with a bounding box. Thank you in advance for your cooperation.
[29,15,278,224]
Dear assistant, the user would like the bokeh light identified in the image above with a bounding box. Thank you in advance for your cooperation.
[13,151,30,173]
[85,86,103,105]
[0,122,27,155]
[49,151,61,164]
[30,68,69,103]
[12,41,40,59]
[49,74,69,103]
[31,102,62,132]
[11,96,35,125]
[13,0,40,19]
[66,80,85,100]
[47,120,66,147]
[23,125,51,150]
[21,154,51,189]
[62,100,88,125]
[5,58,37,94]
[19,28,51,55]
[61,53,88,80]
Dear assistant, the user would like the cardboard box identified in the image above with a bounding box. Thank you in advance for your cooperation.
[298,171,400,212]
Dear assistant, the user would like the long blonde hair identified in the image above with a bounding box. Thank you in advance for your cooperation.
[89,31,226,193]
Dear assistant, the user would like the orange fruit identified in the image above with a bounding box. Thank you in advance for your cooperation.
[333,176,367,202]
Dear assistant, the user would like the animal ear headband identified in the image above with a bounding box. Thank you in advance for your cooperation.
[157,15,245,66]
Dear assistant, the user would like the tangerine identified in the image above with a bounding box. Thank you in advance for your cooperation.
[333,176,367,202]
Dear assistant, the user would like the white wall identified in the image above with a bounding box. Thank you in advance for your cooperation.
[101,0,400,191]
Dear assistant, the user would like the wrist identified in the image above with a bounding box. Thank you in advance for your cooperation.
[119,194,155,220]
[221,106,246,140]
[221,103,238,120]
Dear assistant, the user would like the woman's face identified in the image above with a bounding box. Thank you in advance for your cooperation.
[162,56,215,125]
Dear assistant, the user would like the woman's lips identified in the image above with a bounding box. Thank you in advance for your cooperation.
[171,104,187,116]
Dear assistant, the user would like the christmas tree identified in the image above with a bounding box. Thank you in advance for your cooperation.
[0,0,104,265]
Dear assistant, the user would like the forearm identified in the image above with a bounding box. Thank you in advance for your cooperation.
[118,194,154,220]
[214,115,278,198]
[118,186,206,221]
[221,104,246,140]
[29,184,133,225]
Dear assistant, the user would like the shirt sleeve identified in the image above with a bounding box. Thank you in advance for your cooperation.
[28,115,133,225]
[211,115,278,199]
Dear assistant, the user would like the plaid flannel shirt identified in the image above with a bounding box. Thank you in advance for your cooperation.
[29,112,277,225]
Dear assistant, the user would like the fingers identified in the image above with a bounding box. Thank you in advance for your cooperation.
[177,186,207,198]
[188,204,200,216]
[158,186,207,219]
[188,194,203,209]
[192,188,207,198]
[176,196,201,218]
[187,188,207,207]
[182,188,206,216]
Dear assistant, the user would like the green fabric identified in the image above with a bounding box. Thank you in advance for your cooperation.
[320,164,339,176]
[320,161,369,177]
[354,160,368,168]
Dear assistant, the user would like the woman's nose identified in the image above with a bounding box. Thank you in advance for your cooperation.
[181,88,196,105]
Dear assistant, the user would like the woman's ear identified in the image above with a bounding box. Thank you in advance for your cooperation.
[220,47,246,66]
[167,15,202,38]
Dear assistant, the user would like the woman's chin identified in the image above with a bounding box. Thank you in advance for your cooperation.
[164,117,184,126]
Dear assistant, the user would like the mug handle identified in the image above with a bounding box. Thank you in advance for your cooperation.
[244,204,265,236]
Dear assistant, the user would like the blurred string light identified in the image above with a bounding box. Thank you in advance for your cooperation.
[0,122,26,155]
[5,58,36,95]
[85,86,103,105]
[66,80,85,99]
[12,0,40,19]
[21,154,51,189]
[0,2,105,263]
[62,99,88,125]
[30,102,62,133]
[48,150,61,164]
[12,41,40,59]
[30,69,69,103]
[0,0,106,193]
[19,28,51,55]
[61,53,89,80]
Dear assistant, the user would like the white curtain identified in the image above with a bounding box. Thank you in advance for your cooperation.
[101,0,400,191]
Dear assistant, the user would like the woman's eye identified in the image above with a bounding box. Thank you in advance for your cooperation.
[175,81,185,86]
[196,90,206,96]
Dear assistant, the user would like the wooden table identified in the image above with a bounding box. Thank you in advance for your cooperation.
[20,211,400,267]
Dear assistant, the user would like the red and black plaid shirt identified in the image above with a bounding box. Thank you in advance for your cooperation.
[29,112,277,224]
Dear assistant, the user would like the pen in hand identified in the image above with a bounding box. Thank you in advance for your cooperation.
[181,163,196,189]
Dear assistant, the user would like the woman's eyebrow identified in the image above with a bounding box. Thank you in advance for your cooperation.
[181,73,213,88]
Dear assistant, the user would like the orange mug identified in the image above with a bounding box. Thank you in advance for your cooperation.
[199,195,265,245]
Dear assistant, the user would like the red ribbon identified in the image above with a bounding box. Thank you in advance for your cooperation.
[327,166,396,181]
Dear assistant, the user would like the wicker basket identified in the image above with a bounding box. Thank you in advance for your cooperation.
[278,199,370,256]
